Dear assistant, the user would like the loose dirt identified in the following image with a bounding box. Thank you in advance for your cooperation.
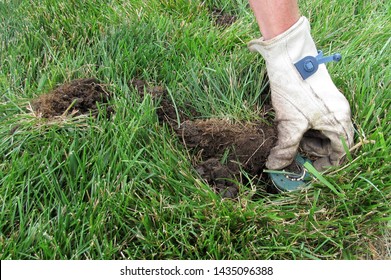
[31,78,112,118]
[132,79,277,198]
[179,118,276,197]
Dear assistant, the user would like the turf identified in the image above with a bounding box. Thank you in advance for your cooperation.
[1,0,390,259]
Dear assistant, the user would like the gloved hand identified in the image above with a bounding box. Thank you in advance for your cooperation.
[248,16,354,171]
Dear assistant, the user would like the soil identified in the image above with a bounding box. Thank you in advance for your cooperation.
[211,8,237,27]
[179,118,276,197]
[31,78,112,118]
[132,79,277,198]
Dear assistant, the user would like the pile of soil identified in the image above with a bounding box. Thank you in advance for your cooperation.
[31,78,112,118]
[131,79,277,198]
[179,118,276,197]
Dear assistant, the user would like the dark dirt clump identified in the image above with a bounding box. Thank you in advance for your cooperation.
[178,119,276,175]
[135,79,277,197]
[31,78,112,118]
[211,8,237,27]
[178,118,276,196]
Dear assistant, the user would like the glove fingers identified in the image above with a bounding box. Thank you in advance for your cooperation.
[300,129,331,157]
[312,129,352,171]
[266,120,309,170]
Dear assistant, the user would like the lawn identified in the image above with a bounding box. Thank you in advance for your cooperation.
[0,0,390,259]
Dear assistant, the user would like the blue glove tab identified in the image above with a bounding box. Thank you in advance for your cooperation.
[294,50,342,80]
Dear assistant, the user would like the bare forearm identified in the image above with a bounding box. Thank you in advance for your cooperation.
[249,0,300,40]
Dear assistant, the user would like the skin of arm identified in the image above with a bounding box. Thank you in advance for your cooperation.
[248,0,300,40]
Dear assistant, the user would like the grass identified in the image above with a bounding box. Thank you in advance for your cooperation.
[1,0,390,259]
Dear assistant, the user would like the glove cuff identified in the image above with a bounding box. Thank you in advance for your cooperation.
[249,16,308,49]
[248,16,318,68]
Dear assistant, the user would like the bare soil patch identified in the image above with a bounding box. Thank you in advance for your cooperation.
[132,79,277,198]
[31,78,112,118]
[211,8,237,27]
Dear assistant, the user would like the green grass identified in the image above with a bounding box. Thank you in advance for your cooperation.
[1,0,390,259]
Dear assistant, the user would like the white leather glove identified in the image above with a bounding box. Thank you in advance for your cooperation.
[248,17,354,171]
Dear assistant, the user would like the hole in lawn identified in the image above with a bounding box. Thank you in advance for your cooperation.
[132,79,278,198]
[31,78,113,118]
